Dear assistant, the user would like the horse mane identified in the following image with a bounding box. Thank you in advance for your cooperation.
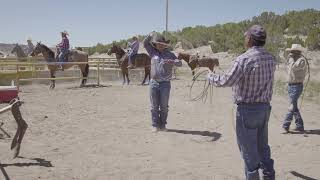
[40,43,55,58]
[13,44,23,51]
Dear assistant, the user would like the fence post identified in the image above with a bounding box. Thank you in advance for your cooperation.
[102,58,105,72]
[16,64,20,90]
[97,61,100,86]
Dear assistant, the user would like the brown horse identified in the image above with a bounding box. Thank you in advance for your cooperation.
[30,42,89,89]
[107,44,151,85]
[178,52,219,75]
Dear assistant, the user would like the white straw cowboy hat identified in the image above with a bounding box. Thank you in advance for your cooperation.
[285,44,305,52]
[60,30,69,36]
[26,37,32,41]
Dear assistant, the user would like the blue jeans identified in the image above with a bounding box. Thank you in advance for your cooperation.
[128,52,136,66]
[236,103,275,180]
[58,49,68,63]
[283,84,304,129]
[149,79,171,128]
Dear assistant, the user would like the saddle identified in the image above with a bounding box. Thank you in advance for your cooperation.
[122,53,148,66]
[55,49,71,62]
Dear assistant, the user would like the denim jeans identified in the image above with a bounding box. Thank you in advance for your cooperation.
[149,79,171,128]
[283,84,304,129]
[236,103,275,180]
[58,49,68,63]
[128,52,136,66]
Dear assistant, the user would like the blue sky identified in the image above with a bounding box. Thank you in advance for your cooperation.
[1,0,319,47]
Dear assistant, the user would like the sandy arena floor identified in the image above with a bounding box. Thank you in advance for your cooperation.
[0,75,319,180]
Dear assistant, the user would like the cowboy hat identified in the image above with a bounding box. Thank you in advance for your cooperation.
[60,30,69,36]
[151,33,170,46]
[285,44,305,52]
[26,37,32,41]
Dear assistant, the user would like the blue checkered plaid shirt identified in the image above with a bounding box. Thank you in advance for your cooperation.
[209,46,276,104]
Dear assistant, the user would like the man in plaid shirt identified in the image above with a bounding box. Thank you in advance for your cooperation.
[208,25,276,180]
[57,31,70,69]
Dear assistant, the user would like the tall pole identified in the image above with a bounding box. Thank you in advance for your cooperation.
[165,0,168,38]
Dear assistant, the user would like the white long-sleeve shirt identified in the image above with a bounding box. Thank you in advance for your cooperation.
[287,53,307,84]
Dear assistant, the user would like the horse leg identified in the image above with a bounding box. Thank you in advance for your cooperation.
[10,101,28,158]
[50,69,56,89]
[148,68,151,83]
[126,70,130,85]
[80,64,89,87]
[209,65,214,72]
[121,69,126,85]
[142,67,150,85]
[191,67,195,76]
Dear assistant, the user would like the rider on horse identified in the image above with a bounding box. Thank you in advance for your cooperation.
[127,36,140,69]
[56,31,70,69]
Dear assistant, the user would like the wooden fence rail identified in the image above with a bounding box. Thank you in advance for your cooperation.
[0,60,110,89]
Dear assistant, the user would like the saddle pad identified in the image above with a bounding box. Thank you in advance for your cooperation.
[0,86,18,103]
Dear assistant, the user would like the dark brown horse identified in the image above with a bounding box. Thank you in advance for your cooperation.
[30,42,89,89]
[178,52,219,75]
[107,44,151,85]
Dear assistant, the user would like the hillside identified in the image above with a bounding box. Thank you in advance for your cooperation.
[88,9,320,60]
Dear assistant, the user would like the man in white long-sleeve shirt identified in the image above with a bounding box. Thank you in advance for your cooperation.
[283,44,308,133]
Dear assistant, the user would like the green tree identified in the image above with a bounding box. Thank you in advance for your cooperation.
[305,28,320,50]
[286,36,305,48]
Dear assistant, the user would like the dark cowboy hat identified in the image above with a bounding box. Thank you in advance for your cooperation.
[244,25,266,42]
[151,33,170,46]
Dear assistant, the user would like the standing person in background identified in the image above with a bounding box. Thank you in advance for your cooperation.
[282,44,308,133]
[144,32,182,132]
[127,36,140,69]
[26,38,34,56]
[208,25,276,180]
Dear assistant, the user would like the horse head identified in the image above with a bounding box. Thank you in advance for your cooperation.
[11,44,20,54]
[178,52,192,63]
[108,44,127,66]
[108,44,123,55]
[30,42,43,56]
[30,42,55,60]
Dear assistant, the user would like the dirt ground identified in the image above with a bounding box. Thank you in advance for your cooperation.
[0,69,319,180]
